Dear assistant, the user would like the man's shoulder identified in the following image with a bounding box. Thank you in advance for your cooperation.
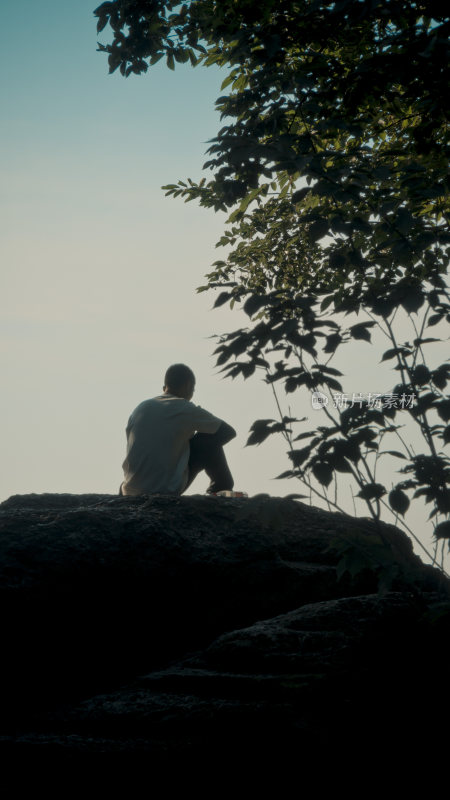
[184,402,223,432]
[133,395,191,415]
[129,396,166,418]
[184,399,216,415]
[158,396,215,416]
[131,396,220,421]
[132,396,160,412]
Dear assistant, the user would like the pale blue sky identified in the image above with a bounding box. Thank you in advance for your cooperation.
[1,0,448,570]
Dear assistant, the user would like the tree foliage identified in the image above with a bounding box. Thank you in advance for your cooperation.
[95,0,450,560]
[95,0,449,296]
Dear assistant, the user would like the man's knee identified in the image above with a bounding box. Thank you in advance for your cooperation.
[214,421,236,445]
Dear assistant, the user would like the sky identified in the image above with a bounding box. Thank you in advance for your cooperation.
[1,0,448,571]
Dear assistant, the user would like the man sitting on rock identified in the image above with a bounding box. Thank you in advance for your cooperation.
[119,363,236,496]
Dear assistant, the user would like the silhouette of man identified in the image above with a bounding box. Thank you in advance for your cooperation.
[119,363,236,496]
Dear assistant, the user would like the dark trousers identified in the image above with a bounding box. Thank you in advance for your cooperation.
[119,422,235,496]
[183,429,234,494]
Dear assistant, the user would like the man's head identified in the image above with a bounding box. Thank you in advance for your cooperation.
[163,363,195,400]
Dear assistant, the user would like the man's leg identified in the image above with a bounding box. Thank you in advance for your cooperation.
[184,431,234,494]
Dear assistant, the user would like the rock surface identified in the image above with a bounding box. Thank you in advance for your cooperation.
[0,492,448,768]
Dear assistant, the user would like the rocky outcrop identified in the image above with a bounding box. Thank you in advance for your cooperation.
[0,492,448,767]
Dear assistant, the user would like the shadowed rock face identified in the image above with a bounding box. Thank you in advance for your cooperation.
[0,492,448,768]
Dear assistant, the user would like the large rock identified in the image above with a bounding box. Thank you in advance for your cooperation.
[0,492,448,766]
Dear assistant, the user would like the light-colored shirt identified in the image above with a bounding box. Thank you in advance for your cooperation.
[121,394,222,495]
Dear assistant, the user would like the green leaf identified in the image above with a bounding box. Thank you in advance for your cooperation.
[288,447,312,468]
[320,295,334,312]
[437,399,450,422]
[324,377,343,392]
[335,439,361,464]
[395,208,414,235]
[311,364,343,376]
[213,291,231,308]
[246,424,274,446]
[329,455,353,473]
[357,483,387,501]
[238,187,262,214]
[432,369,448,390]
[293,431,316,441]
[413,338,441,346]
[241,362,255,379]
[381,347,408,362]
[292,187,310,204]
[243,294,266,317]
[379,450,407,459]
[249,419,276,429]
[400,286,425,314]
[323,334,342,354]
[220,73,236,90]
[188,50,199,67]
[428,313,444,326]
[309,219,329,242]
[411,392,436,416]
[312,461,333,487]
[388,488,410,516]
[350,323,373,342]
[411,365,430,385]
[434,521,450,540]
[285,376,298,393]
[96,16,108,34]
[329,251,347,269]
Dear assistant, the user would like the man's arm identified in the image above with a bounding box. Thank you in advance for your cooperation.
[214,420,236,445]
[189,403,236,442]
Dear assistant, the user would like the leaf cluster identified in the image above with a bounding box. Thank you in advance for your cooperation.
[210,275,450,547]
[96,1,450,297]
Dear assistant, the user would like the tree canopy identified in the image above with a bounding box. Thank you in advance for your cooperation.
[95,0,449,303]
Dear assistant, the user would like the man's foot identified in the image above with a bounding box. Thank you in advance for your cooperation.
[207,490,248,497]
